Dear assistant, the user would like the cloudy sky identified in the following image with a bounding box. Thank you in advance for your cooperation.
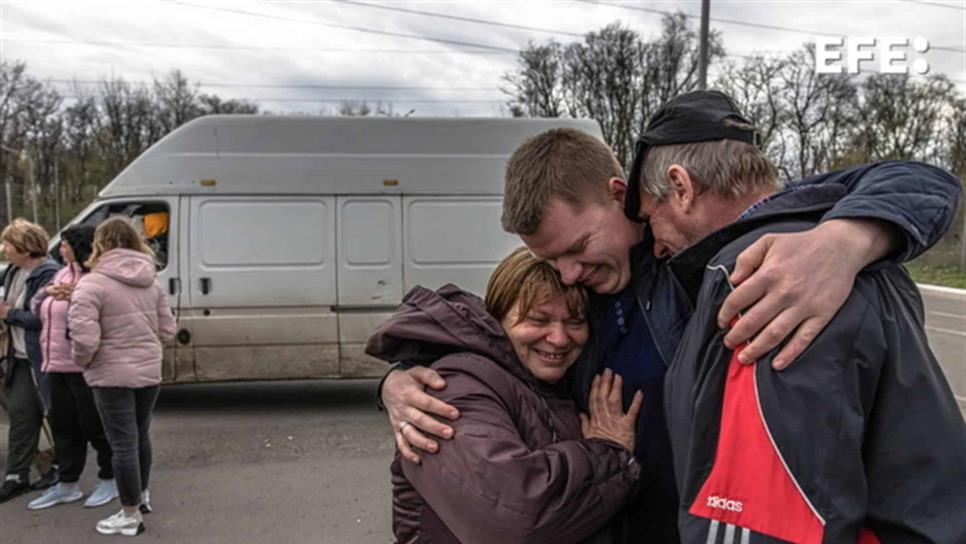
[1,0,963,116]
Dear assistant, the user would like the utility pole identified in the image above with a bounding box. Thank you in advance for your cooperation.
[27,153,37,224]
[0,144,20,223]
[4,171,11,225]
[698,0,711,90]
[54,156,61,231]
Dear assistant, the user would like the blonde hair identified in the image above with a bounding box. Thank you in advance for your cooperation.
[1,218,50,258]
[87,216,155,268]
[502,128,623,235]
[485,246,587,324]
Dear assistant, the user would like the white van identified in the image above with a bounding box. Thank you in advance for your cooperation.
[65,115,603,383]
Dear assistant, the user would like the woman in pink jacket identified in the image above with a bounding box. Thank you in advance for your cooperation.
[27,224,118,511]
[68,217,176,537]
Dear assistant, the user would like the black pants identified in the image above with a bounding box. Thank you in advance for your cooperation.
[92,385,159,507]
[4,359,43,480]
[50,372,113,483]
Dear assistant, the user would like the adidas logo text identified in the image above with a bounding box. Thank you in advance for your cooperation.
[707,495,743,513]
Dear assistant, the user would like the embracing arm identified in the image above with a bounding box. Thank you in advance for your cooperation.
[718,161,962,368]
[403,363,639,544]
[802,160,962,261]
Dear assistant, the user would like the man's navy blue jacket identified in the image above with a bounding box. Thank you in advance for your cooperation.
[571,161,962,543]
[663,183,966,543]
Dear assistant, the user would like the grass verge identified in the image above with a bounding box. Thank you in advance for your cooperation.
[905,263,966,289]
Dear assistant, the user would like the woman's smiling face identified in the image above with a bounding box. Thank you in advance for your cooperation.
[501,293,589,383]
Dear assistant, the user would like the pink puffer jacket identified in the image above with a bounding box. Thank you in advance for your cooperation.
[32,263,86,373]
[68,249,176,388]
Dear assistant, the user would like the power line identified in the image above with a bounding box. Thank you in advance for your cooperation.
[0,38,513,55]
[164,0,518,53]
[45,79,498,91]
[897,0,966,10]
[59,94,506,104]
[579,0,966,54]
[338,1,585,38]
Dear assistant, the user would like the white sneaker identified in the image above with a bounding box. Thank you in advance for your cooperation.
[85,479,119,508]
[138,489,152,514]
[96,509,144,536]
[27,483,83,510]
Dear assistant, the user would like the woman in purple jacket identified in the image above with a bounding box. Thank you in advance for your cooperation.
[27,224,118,511]
[367,248,643,544]
[68,217,176,537]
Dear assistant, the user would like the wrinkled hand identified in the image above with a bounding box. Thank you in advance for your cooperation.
[718,219,895,370]
[382,366,459,464]
[580,369,643,454]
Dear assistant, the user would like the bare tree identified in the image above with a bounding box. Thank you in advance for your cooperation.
[199,94,258,114]
[775,46,858,179]
[501,15,723,167]
[154,70,201,132]
[336,100,396,117]
[851,74,956,164]
[503,41,565,118]
[715,54,788,165]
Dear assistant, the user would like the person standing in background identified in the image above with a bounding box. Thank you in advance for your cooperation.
[0,218,61,503]
[26,224,119,510]
[68,217,175,536]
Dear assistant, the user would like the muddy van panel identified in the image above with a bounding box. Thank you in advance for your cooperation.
[66,115,604,383]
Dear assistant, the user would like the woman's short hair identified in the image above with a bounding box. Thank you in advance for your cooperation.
[485,246,587,323]
[1,218,50,258]
[61,224,97,271]
[87,216,155,269]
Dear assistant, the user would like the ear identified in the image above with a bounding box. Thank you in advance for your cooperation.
[665,165,696,213]
[607,177,627,204]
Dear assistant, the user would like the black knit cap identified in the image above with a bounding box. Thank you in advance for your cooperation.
[624,90,760,221]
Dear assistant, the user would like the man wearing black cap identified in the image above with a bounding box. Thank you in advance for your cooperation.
[637,91,966,543]
[380,90,963,542]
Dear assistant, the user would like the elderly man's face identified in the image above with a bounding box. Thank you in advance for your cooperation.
[639,193,703,259]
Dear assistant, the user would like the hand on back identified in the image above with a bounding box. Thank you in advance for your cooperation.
[717,219,894,369]
[382,366,459,464]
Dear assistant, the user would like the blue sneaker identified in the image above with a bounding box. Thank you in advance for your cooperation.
[27,483,83,510]
[84,479,118,508]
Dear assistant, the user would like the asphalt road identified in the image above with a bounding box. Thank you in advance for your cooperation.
[921,285,966,414]
[0,287,963,543]
[0,379,396,543]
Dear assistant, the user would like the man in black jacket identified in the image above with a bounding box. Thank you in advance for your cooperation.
[633,92,966,542]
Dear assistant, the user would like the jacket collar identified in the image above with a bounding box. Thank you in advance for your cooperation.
[668,184,847,302]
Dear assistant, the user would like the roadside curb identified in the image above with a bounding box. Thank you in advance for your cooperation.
[917,283,966,296]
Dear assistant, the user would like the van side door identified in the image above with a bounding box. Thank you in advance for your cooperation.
[183,196,339,381]
[335,195,403,377]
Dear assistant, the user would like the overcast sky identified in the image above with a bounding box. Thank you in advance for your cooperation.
[1,0,963,116]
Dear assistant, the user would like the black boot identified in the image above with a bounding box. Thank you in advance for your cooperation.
[31,466,59,490]
[0,475,31,503]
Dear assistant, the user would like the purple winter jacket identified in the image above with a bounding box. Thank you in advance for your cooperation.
[366,285,640,544]
[32,262,86,373]
[68,249,176,388]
